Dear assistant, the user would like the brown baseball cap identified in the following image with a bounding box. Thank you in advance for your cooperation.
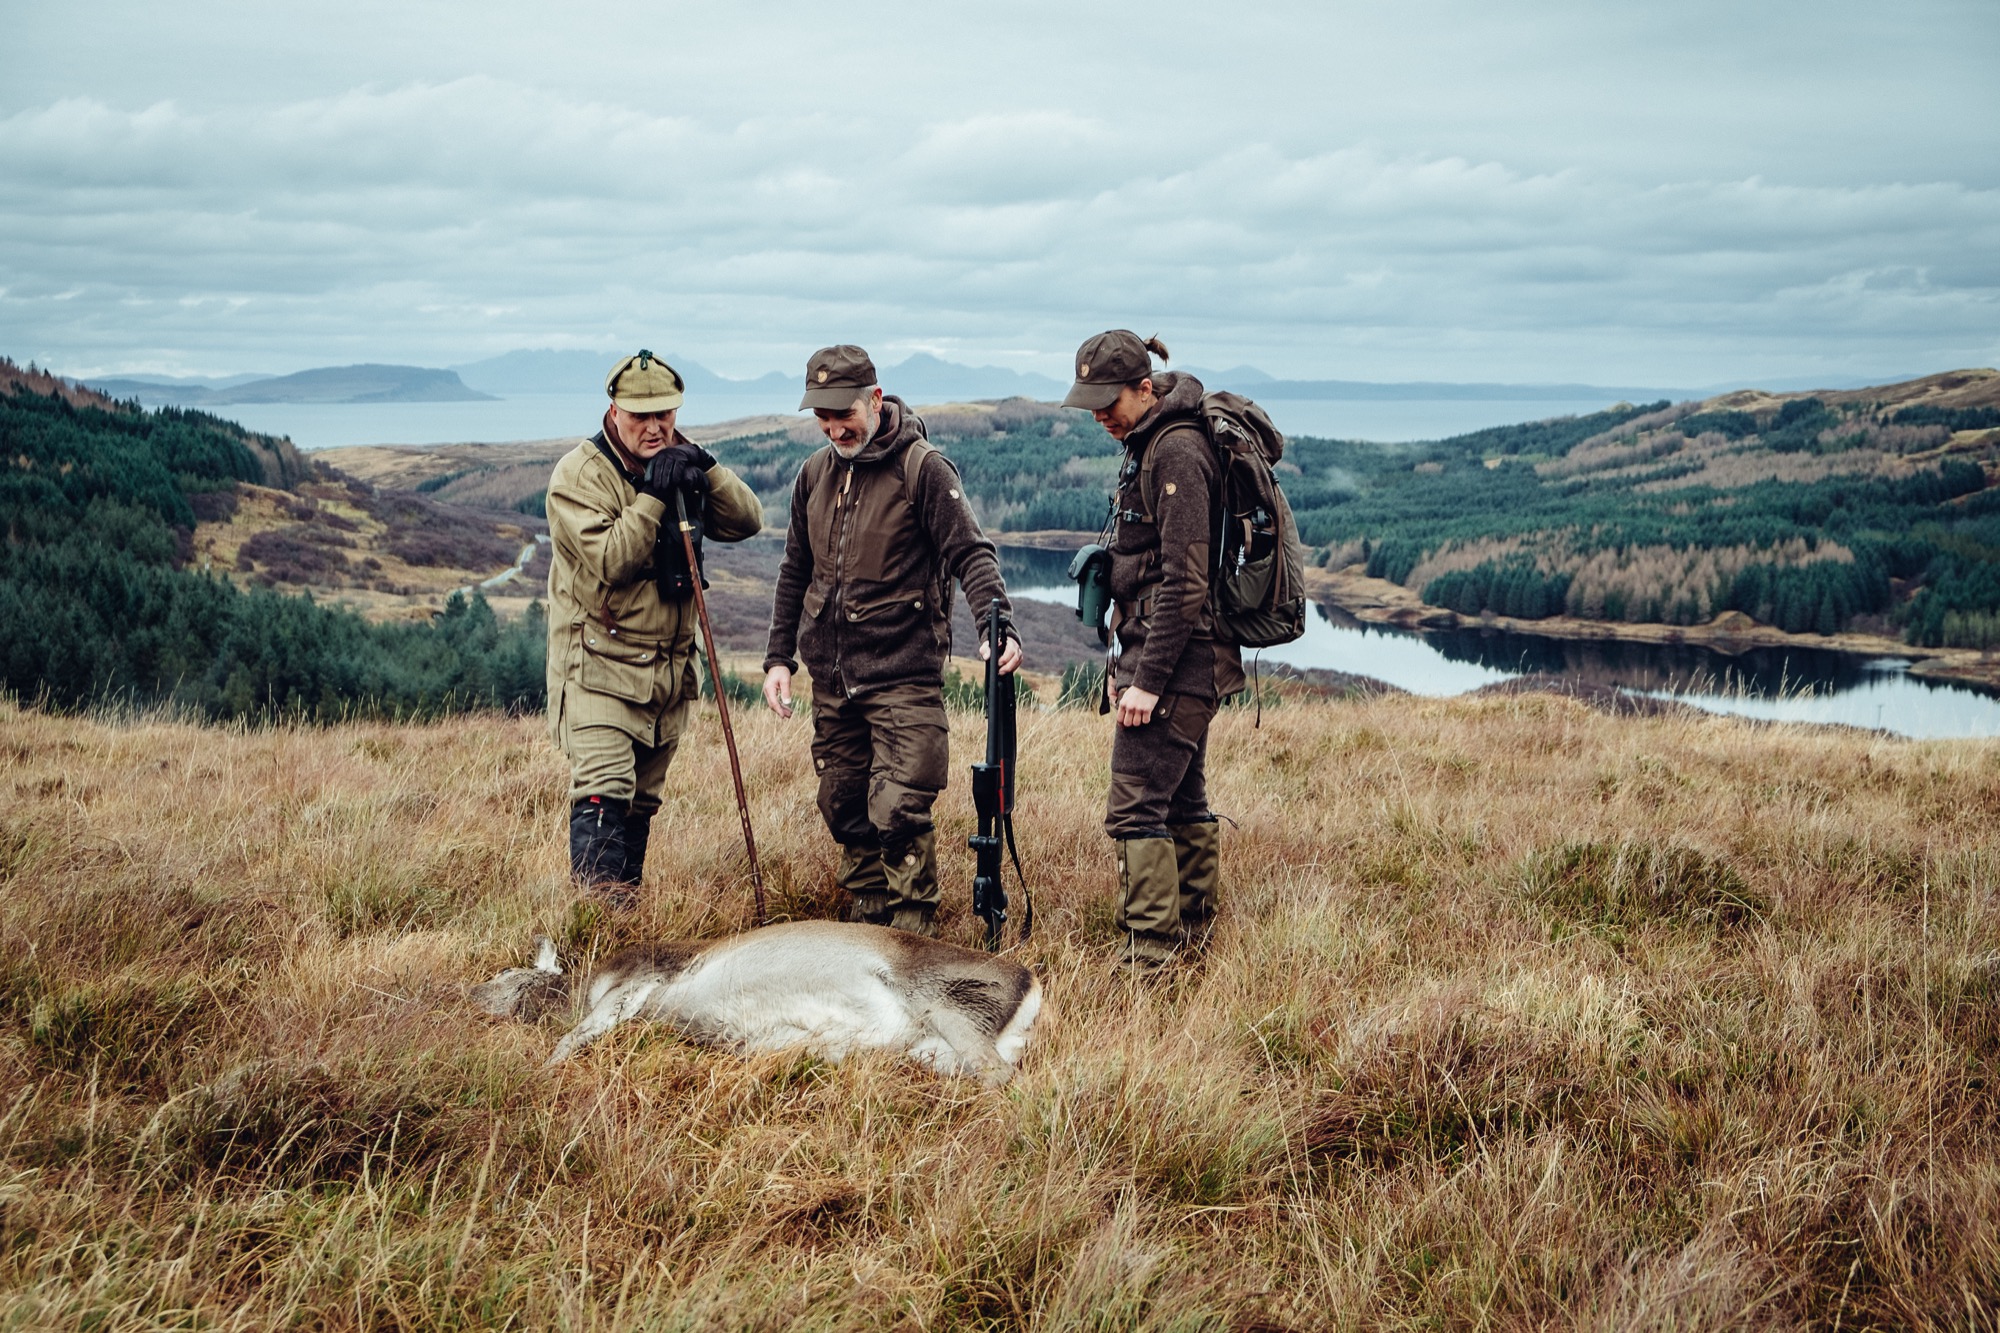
[1062,329,1154,410]
[605,350,685,412]
[800,344,878,410]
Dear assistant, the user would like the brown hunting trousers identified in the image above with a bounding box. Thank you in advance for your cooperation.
[1105,692,1218,838]
[811,681,950,852]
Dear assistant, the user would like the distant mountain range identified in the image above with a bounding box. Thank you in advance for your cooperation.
[447,349,793,398]
[78,349,1924,410]
[445,349,1069,401]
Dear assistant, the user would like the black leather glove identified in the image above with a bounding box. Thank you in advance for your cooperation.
[641,443,716,505]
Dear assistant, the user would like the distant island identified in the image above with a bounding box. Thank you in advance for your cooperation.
[90,363,495,406]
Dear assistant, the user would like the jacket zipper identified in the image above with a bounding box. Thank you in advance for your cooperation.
[829,461,854,693]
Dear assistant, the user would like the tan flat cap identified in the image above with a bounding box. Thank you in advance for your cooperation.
[606,350,685,412]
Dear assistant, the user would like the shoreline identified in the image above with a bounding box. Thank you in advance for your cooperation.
[1305,565,2000,693]
[995,532,2000,694]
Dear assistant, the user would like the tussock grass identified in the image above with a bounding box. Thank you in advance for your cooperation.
[2,692,1998,1328]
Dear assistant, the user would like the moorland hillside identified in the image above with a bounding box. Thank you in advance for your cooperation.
[1,690,1996,1327]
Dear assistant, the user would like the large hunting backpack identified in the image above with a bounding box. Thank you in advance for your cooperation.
[1141,392,1308,648]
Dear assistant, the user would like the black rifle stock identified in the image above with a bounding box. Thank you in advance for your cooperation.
[968,598,1029,950]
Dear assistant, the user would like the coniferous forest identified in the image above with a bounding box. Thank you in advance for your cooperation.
[0,381,543,721]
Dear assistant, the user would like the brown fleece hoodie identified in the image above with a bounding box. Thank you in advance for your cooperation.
[765,396,1014,697]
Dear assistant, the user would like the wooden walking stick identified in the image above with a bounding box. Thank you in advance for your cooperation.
[674,488,768,925]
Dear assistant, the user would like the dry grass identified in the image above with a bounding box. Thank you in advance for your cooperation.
[3,691,1998,1329]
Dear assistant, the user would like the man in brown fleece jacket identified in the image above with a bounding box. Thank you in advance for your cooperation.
[1065,330,1244,970]
[762,345,1022,936]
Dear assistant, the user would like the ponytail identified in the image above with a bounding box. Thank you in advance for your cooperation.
[1143,336,1171,364]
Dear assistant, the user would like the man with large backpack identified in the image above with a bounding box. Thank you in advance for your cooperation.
[1065,329,1256,972]
[763,345,1022,937]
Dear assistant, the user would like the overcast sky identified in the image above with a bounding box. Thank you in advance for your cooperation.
[2,0,1995,385]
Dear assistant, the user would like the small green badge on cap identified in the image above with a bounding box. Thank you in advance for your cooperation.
[606,350,685,412]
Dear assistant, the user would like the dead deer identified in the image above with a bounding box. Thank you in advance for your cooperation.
[471,921,1041,1084]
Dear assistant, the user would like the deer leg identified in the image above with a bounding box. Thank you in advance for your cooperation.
[920,1005,1011,1085]
[546,979,658,1067]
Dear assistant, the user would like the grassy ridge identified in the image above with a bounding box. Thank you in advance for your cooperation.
[2,693,1997,1327]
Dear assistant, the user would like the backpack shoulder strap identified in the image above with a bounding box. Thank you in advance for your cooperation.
[900,438,938,510]
[798,445,836,495]
[1138,419,1216,519]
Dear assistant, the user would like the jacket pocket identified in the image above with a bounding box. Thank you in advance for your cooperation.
[803,585,828,619]
[845,590,929,625]
[578,628,659,704]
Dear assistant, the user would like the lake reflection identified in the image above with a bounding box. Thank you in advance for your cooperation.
[998,548,2000,739]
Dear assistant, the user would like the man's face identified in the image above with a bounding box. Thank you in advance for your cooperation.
[611,404,678,460]
[1092,380,1155,441]
[814,388,883,457]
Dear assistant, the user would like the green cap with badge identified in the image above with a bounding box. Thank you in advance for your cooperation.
[1062,329,1154,410]
[605,350,686,412]
[800,344,878,410]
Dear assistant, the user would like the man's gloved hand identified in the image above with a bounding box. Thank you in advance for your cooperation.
[641,442,716,505]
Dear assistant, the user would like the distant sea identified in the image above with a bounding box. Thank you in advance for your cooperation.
[220,391,1640,451]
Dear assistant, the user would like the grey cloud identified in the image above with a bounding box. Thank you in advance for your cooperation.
[3,4,1997,387]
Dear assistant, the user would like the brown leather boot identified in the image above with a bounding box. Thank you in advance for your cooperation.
[883,829,939,937]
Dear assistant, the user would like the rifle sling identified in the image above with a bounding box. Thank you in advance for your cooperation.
[1001,813,1031,941]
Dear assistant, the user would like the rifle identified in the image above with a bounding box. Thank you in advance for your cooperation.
[967,598,1030,950]
[674,489,768,926]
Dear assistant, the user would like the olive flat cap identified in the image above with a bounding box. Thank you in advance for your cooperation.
[1062,330,1153,410]
[606,350,685,412]
[800,344,878,410]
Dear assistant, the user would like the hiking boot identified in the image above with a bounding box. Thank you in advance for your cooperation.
[887,905,938,938]
[839,842,891,925]
[1114,932,1179,976]
[883,829,939,933]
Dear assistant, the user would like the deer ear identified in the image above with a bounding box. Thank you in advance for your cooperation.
[533,936,561,974]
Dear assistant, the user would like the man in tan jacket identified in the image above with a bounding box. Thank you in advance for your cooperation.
[762,345,1020,936]
[546,351,763,906]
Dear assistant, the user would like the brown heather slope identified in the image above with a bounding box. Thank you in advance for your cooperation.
[2,693,1997,1328]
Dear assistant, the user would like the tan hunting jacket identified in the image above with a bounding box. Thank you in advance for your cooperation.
[545,428,762,743]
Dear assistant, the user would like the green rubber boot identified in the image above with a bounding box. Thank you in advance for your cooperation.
[1115,835,1181,970]
[1168,818,1222,952]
